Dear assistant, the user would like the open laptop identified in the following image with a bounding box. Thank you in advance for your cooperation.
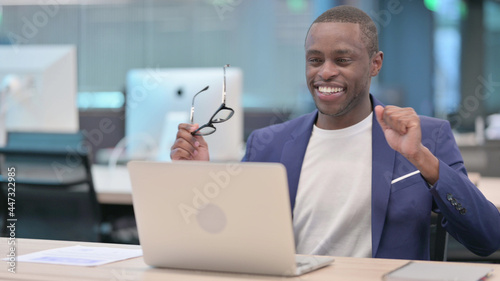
[128,161,334,276]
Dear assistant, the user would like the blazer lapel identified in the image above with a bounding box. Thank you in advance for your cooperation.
[280,111,317,212]
[370,96,396,257]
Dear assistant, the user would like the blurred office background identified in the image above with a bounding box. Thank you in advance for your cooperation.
[0,0,500,254]
[1,0,500,153]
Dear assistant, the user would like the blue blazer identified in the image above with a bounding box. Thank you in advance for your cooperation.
[242,95,500,260]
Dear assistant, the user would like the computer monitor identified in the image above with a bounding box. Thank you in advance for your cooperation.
[0,45,79,135]
[125,67,244,162]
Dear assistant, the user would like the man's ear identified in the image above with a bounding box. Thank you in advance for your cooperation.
[370,51,383,77]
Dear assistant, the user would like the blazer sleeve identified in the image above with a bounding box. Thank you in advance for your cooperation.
[241,132,255,162]
[428,120,500,256]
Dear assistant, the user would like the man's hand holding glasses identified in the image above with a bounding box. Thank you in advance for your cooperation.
[170,64,234,161]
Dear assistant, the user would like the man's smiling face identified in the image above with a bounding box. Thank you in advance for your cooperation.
[305,22,380,129]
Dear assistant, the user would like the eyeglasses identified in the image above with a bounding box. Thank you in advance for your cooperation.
[190,64,234,136]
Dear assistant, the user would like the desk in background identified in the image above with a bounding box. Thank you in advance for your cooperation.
[2,238,499,281]
[92,165,132,205]
[91,165,500,210]
[477,177,500,210]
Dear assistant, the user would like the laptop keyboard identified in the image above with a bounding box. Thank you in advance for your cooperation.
[295,256,312,269]
[296,261,310,267]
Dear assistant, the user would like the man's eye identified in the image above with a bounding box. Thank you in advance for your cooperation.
[308,58,322,63]
[337,58,350,63]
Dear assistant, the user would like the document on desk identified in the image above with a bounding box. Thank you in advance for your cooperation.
[383,261,493,281]
[13,245,143,266]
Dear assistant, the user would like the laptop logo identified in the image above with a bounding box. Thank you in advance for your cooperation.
[196,203,227,233]
[178,163,242,233]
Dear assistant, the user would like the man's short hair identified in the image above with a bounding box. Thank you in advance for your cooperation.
[308,5,379,56]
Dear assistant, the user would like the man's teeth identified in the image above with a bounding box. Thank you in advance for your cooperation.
[318,86,344,95]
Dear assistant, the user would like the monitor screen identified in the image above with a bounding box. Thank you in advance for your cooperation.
[126,67,244,162]
[0,45,79,134]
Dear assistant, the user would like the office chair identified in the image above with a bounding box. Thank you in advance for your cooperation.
[0,132,102,242]
[430,212,448,261]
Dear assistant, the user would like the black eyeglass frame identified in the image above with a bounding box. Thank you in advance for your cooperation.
[190,64,234,136]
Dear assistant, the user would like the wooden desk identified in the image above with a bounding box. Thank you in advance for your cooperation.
[2,238,499,281]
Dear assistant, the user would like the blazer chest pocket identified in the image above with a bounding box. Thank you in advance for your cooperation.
[391,173,424,193]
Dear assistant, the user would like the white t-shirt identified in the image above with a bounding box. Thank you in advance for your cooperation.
[293,113,373,258]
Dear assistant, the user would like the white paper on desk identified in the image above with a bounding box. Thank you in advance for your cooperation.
[12,245,143,266]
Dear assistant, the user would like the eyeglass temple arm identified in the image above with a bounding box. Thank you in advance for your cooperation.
[190,86,209,124]
[222,64,230,104]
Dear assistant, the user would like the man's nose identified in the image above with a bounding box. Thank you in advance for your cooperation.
[318,61,340,80]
